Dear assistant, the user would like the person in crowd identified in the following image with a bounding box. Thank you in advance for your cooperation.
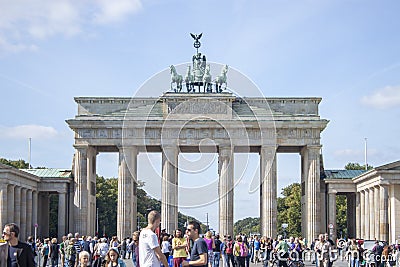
[324,234,334,267]
[265,237,273,262]
[172,229,188,267]
[41,238,50,267]
[381,245,393,267]
[65,238,78,267]
[60,235,68,267]
[105,247,127,267]
[243,236,251,267]
[275,235,289,267]
[110,236,120,251]
[161,235,171,261]
[347,239,359,267]
[78,250,90,267]
[0,223,35,266]
[49,237,59,267]
[213,234,222,267]
[372,241,384,267]
[182,221,208,267]
[121,237,127,259]
[204,231,215,267]
[130,234,140,267]
[314,234,332,267]
[292,237,303,260]
[139,210,169,267]
[224,235,235,267]
[233,235,248,267]
[26,236,37,257]
[253,235,261,264]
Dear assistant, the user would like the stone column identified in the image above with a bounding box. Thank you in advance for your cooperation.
[0,183,8,229]
[32,191,38,233]
[14,186,21,228]
[328,191,337,241]
[380,185,389,241]
[86,146,97,236]
[26,190,33,237]
[303,145,321,243]
[364,189,370,239]
[20,188,27,240]
[259,145,277,238]
[74,146,88,234]
[161,146,179,234]
[374,186,380,239]
[58,192,67,239]
[129,148,139,234]
[356,192,360,238]
[118,146,138,240]
[7,185,14,223]
[39,193,50,237]
[347,193,356,238]
[369,188,375,240]
[218,146,234,237]
[360,190,365,239]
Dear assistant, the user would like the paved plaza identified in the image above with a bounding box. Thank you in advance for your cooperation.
[121,257,350,267]
[35,253,351,267]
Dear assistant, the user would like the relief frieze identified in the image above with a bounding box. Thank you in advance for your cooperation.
[168,101,228,114]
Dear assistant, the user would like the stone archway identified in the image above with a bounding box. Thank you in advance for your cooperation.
[67,92,328,242]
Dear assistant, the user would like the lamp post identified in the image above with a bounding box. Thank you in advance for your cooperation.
[206,213,209,232]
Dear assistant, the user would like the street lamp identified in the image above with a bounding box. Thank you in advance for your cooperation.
[206,213,209,232]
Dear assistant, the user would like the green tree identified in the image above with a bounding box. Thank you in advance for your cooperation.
[234,217,260,236]
[96,176,205,236]
[0,158,29,168]
[277,183,302,237]
[49,195,58,237]
[344,162,373,170]
[336,195,347,238]
[96,176,118,236]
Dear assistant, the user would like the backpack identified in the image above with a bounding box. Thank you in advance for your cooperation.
[65,244,76,261]
[239,242,249,257]
[225,241,233,254]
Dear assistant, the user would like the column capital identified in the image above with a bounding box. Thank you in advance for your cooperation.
[306,145,322,152]
[260,145,277,152]
[218,145,233,157]
[0,183,8,190]
[73,144,89,150]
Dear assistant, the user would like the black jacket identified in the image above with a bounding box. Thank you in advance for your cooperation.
[0,241,36,267]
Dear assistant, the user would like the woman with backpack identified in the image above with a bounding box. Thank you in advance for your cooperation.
[233,235,248,267]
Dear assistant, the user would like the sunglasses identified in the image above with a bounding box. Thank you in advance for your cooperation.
[186,228,194,232]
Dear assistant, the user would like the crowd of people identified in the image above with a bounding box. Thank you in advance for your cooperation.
[1,217,400,267]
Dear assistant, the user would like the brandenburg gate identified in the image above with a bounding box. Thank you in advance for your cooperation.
[66,34,328,242]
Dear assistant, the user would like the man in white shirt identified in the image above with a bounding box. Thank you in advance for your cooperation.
[139,210,169,267]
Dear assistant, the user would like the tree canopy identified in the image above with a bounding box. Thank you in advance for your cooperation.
[277,183,302,237]
[96,176,202,236]
[0,158,29,168]
[344,162,373,170]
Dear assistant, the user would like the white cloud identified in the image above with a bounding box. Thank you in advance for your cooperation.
[361,85,400,109]
[93,0,142,24]
[0,0,142,53]
[0,124,58,140]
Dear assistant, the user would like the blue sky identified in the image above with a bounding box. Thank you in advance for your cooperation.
[1,0,400,231]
